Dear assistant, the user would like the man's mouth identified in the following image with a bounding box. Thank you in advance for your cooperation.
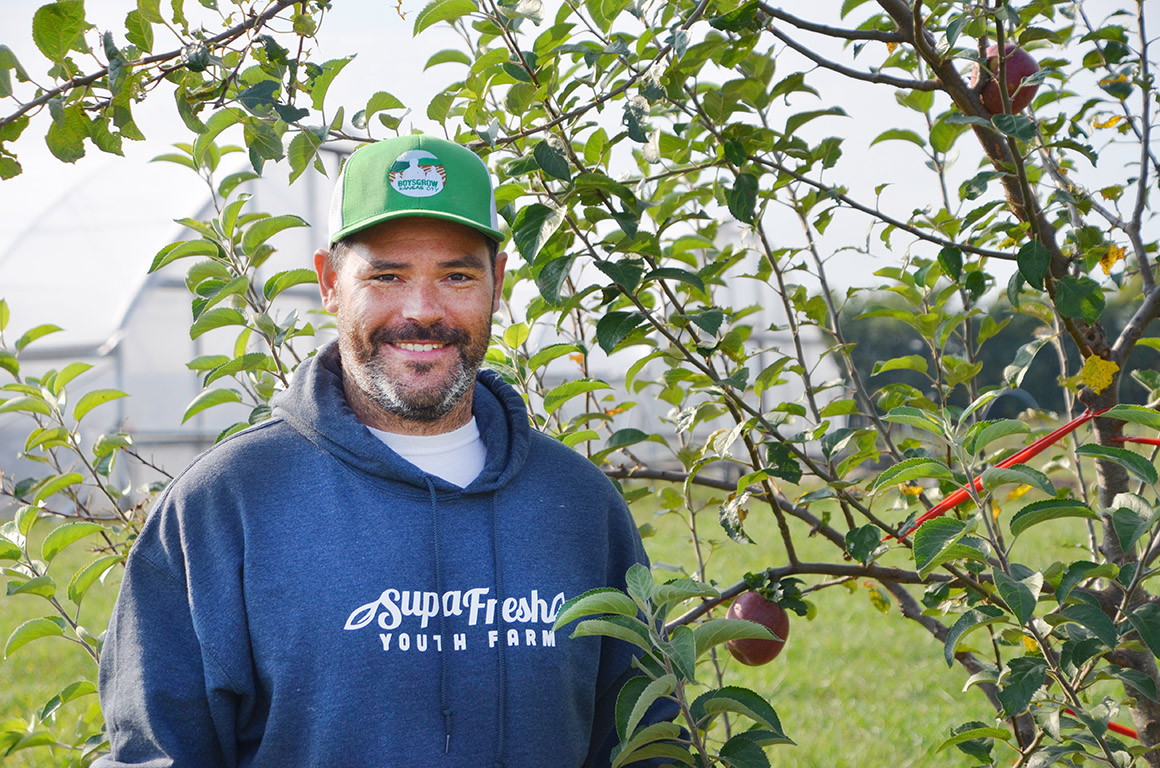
[393,342,448,352]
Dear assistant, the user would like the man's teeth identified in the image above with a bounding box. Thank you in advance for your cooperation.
[396,342,446,352]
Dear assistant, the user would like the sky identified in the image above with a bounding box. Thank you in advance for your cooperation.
[0,0,1146,331]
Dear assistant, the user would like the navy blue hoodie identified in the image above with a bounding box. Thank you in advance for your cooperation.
[95,342,655,767]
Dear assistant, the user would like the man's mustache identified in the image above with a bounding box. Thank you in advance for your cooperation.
[369,323,470,347]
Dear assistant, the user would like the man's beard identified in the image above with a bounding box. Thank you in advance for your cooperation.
[342,321,487,423]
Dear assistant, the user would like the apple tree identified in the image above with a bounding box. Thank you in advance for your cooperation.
[1,0,1160,765]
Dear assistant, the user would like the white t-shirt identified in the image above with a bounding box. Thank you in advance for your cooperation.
[367,418,487,488]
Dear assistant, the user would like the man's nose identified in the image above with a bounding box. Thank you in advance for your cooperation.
[399,281,444,326]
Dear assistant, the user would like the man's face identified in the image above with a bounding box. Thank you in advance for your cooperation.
[315,217,507,434]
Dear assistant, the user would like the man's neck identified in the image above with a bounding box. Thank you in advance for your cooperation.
[342,370,474,436]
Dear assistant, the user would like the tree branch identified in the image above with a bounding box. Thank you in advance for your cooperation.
[0,0,301,131]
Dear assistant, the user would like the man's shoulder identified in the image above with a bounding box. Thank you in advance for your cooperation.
[164,416,310,491]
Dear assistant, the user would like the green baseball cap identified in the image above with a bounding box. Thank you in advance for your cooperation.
[328,135,504,245]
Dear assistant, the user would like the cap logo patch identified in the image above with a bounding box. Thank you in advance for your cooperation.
[388,150,447,198]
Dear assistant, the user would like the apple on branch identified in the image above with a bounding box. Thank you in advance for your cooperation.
[725,591,791,666]
[969,43,1040,114]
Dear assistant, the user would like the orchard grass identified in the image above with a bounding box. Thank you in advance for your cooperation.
[2,496,1099,768]
[0,525,120,768]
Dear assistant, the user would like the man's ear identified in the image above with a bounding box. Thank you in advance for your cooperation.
[492,251,508,312]
[315,248,340,313]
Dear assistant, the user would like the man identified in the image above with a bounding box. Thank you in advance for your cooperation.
[95,136,658,766]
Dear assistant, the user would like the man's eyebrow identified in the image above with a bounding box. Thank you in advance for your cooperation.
[361,254,488,271]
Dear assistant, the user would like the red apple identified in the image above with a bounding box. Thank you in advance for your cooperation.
[725,591,790,666]
[970,43,1040,114]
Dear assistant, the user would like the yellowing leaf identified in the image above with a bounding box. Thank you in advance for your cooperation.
[1095,114,1123,129]
[886,41,898,54]
[1080,355,1119,395]
[1023,634,1038,653]
[1006,484,1033,502]
[898,482,923,497]
[1101,243,1125,275]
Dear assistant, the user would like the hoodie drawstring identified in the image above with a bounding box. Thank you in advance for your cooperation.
[425,478,455,754]
[490,493,506,768]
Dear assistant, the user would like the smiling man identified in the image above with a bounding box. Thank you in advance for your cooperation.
[94,136,664,767]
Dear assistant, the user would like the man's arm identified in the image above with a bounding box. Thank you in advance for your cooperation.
[95,551,240,768]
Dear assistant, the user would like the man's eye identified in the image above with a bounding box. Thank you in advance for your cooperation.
[448,273,473,282]
[373,274,399,282]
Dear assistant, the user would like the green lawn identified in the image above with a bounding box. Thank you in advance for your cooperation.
[0,490,1102,766]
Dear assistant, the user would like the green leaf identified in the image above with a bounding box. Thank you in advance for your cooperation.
[693,618,774,659]
[668,625,697,681]
[1004,336,1053,388]
[526,343,580,372]
[846,524,886,565]
[32,1,87,63]
[125,9,154,53]
[625,674,675,740]
[16,323,63,351]
[150,239,220,273]
[786,107,847,135]
[993,568,1041,626]
[68,554,121,606]
[937,726,1011,754]
[1127,603,1160,659]
[938,246,963,281]
[1055,276,1105,323]
[192,108,240,166]
[1016,241,1050,291]
[870,128,925,148]
[1103,405,1160,431]
[651,579,716,610]
[287,130,323,183]
[1061,602,1117,649]
[542,378,610,413]
[137,0,163,23]
[5,617,66,657]
[690,686,787,736]
[33,472,84,504]
[625,562,653,612]
[992,114,1038,142]
[966,419,1031,454]
[595,311,645,354]
[0,538,22,561]
[73,388,128,422]
[0,395,52,416]
[181,388,242,423]
[7,574,56,599]
[41,521,104,562]
[1009,498,1099,538]
[39,680,97,721]
[615,676,651,741]
[512,203,564,262]
[533,138,572,182]
[944,605,1006,667]
[998,656,1048,716]
[642,267,705,293]
[871,457,954,490]
[241,215,308,255]
[1077,444,1158,485]
[414,0,478,34]
[552,587,640,629]
[309,57,354,112]
[871,354,929,375]
[728,173,758,224]
[912,517,965,573]
[610,722,684,768]
[980,464,1055,498]
[883,406,946,436]
[189,307,246,339]
[263,268,317,300]
[570,615,652,654]
[426,48,472,68]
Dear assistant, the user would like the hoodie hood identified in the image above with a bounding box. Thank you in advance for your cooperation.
[272,341,530,493]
